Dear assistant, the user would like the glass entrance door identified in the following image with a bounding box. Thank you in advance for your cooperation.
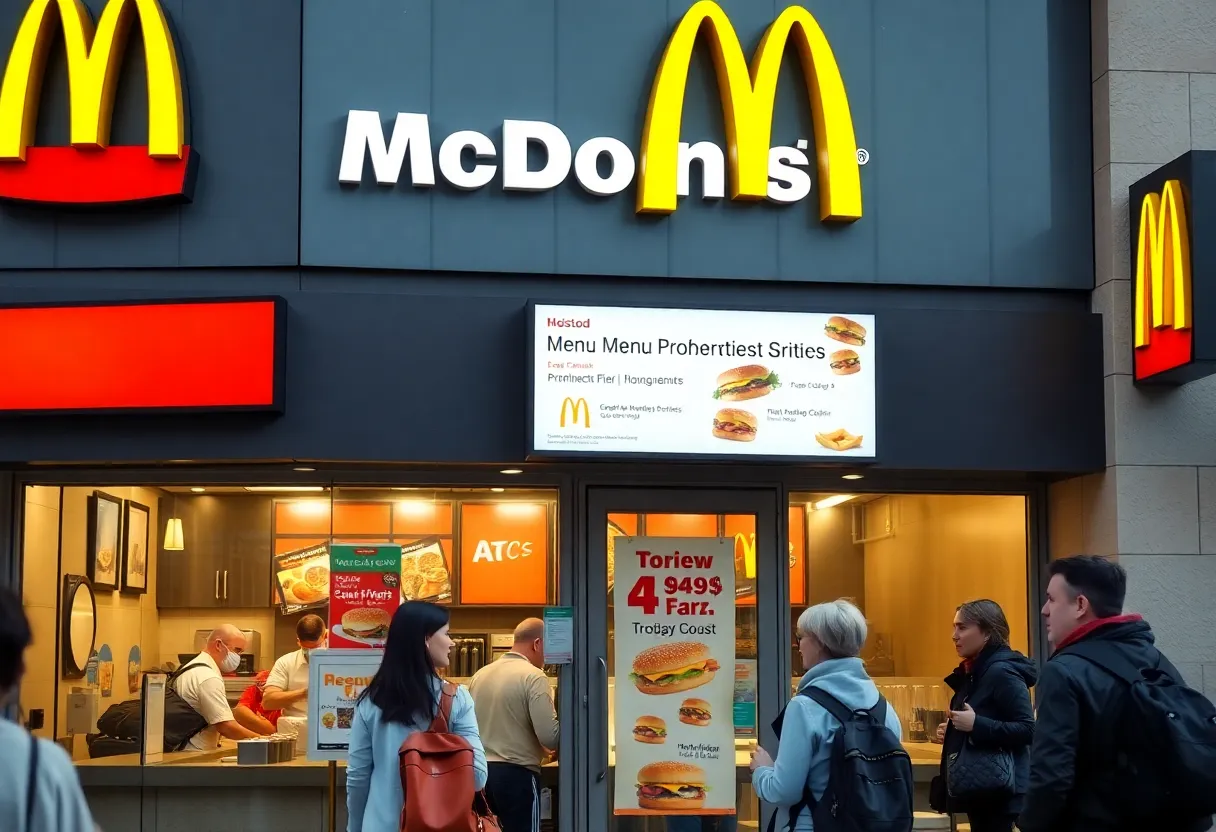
[583,488,787,832]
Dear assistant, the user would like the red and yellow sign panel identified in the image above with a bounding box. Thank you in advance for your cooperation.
[1133,179,1193,381]
[0,0,196,204]
[0,298,283,412]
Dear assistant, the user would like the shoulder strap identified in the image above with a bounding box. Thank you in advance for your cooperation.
[429,682,457,733]
[803,687,853,725]
[25,734,39,832]
[1060,642,1147,686]
[168,662,208,689]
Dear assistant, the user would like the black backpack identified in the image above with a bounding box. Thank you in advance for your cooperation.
[768,689,913,832]
[93,662,210,754]
[1063,642,1216,821]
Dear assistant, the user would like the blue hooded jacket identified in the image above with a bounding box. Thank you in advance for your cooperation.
[751,657,903,831]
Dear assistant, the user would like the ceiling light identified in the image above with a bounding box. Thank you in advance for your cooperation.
[500,468,523,475]
[243,486,326,493]
[293,466,316,472]
[190,487,206,493]
[163,517,184,551]
[391,487,409,491]
[490,487,505,493]
[813,494,857,511]
[842,474,864,480]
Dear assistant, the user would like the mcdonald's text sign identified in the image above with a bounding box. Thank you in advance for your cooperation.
[1129,152,1216,385]
[0,0,198,205]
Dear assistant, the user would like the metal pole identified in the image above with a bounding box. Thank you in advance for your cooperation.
[328,759,338,832]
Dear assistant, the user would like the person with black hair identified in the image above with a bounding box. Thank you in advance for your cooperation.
[0,586,97,832]
[1019,555,1212,832]
[345,601,487,832]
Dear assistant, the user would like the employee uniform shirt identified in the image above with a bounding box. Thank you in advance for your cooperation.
[237,681,282,728]
[174,651,235,751]
[0,719,96,832]
[266,649,310,717]
[468,652,559,772]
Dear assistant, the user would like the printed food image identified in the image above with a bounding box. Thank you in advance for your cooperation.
[828,349,861,376]
[97,547,115,572]
[815,428,863,452]
[130,543,146,577]
[636,762,707,810]
[98,661,113,691]
[712,364,780,402]
[273,544,331,611]
[678,698,712,727]
[321,712,336,729]
[630,642,720,695]
[712,408,757,442]
[400,539,452,601]
[290,581,324,604]
[824,315,867,346]
[337,708,354,729]
[342,607,391,639]
[632,715,667,744]
[304,564,329,590]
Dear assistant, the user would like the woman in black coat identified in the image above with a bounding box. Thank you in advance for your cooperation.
[930,599,1037,832]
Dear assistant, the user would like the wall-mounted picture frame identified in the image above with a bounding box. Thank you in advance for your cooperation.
[87,491,122,591]
[121,500,150,594]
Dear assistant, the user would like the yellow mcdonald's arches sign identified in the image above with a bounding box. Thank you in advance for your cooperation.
[637,0,861,222]
[559,396,590,428]
[1133,179,1193,380]
[0,0,183,159]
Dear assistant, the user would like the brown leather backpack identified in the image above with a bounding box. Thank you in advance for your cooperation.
[399,681,500,832]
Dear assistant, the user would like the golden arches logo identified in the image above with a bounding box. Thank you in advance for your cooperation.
[1134,179,1191,348]
[637,0,861,222]
[559,396,590,428]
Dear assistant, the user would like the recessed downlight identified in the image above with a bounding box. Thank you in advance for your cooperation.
[842,474,864,480]
[190,487,206,493]
[491,487,505,493]
[293,466,316,472]
[244,486,326,493]
[499,468,523,475]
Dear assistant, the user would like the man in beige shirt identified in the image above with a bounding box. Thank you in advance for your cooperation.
[469,618,559,832]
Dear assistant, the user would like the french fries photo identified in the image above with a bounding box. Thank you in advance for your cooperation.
[815,428,863,452]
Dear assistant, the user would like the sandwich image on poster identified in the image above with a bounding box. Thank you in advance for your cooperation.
[400,537,452,603]
[632,716,667,744]
[630,642,720,695]
[712,365,779,401]
[828,349,861,375]
[824,315,867,346]
[636,762,708,811]
[329,543,403,649]
[613,535,736,816]
[711,409,757,443]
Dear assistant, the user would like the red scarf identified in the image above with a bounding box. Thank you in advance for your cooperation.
[1053,613,1143,652]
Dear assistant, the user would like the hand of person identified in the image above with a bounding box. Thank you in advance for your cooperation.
[935,721,947,743]
[749,746,773,770]
[948,703,976,732]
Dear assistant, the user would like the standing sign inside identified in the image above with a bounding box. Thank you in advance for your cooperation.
[307,648,384,761]
[328,543,402,649]
[612,537,736,816]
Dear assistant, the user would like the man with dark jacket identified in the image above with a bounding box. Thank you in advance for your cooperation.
[1018,555,1213,832]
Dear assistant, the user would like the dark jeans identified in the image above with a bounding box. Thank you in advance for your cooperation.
[965,813,1016,832]
[485,762,540,832]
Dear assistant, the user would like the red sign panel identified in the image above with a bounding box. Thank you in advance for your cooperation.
[0,298,285,413]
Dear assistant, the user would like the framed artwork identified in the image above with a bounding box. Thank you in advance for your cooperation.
[87,491,122,591]
[121,500,150,594]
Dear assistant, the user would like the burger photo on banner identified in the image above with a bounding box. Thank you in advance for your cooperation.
[328,543,402,649]
[275,543,331,614]
[612,536,735,816]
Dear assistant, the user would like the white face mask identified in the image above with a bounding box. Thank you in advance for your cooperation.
[219,644,241,673]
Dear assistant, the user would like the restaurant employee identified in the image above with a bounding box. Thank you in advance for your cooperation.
[262,614,327,716]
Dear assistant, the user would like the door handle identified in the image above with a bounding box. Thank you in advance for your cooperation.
[223,570,228,600]
[597,656,608,783]
[214,570,220,599]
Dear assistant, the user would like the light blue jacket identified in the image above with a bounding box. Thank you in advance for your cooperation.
[751,658,903,832]
[346,681,488,832]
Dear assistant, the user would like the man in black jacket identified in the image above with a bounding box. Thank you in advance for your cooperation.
[1018,555,1212,832]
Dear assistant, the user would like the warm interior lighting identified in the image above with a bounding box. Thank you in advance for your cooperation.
[190,487,205,493]
[813,494,857,511]
[490,487,505,493]
[842,474,864,480]
[288,500,330,517]
[500,468,523,475]
[163,517,184,551]
[495,502,544,517]
[244,486,326,493]
[396,501,436,516]
[293,466,316,472]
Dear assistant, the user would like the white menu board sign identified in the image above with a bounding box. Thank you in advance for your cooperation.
[612,536,735,817]
[306,648,384,762]
[531,304,876,458]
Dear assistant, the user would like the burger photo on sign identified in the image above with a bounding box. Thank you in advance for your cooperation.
[632,715,667,745]
[629,642,720,695]
[712,365,780,402]
[635,761,708,811]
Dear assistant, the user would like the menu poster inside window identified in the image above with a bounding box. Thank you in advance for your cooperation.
[612,537,735,816]
[531,304,876,459]
[307,648,384,762]
[274,542,331,614]
[329,543,402,649]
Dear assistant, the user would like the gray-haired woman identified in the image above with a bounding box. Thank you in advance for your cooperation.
[748,599,903,831]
